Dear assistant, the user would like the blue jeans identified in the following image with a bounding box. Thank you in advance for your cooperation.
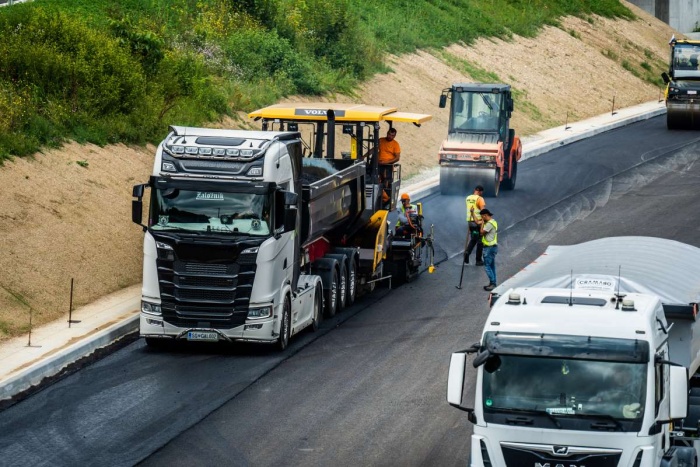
[483,245,498,285]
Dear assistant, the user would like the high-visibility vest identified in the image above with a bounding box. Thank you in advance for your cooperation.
[396,204,417,227]
[482,219,498,246]
[466,194,483,222]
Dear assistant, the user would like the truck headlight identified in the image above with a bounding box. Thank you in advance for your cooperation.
[247,305,273,319]
[141,301,162,316]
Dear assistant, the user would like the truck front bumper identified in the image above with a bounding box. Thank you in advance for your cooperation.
[140,313,279,344]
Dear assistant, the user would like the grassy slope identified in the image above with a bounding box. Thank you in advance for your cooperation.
[0,0,633,161]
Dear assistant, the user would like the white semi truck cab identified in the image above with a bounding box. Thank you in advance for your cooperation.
[132,127,322,350]
[447,237,700,466]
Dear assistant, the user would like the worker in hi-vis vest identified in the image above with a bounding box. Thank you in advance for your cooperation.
[479,208,498,291]
[464,185,485,265]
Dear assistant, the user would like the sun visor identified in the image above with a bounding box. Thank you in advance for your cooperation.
[383,112,433,124]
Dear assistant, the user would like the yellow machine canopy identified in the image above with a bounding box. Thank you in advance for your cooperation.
[249,103,432,125]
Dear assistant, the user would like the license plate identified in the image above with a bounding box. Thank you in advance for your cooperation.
[187,331,219,342]
[689,90,697,95]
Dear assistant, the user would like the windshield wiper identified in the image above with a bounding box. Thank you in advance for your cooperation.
[567,412,623,431]
[487,407,561,429]
[479,93,494,111]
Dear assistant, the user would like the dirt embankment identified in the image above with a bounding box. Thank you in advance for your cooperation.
[0,1,679,339]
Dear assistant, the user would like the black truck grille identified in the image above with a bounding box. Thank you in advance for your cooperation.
[501,443,621,467]
[157,256,258,329]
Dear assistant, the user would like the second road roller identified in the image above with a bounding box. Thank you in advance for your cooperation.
[437,83,521,197]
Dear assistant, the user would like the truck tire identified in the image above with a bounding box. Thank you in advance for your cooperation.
[310,283,322,332]
[346,257,357,306]
[333,248,358,307]
[277,295,291,351]
[324,267,339,318]
[326,254,348,312]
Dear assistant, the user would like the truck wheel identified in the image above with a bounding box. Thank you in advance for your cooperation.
[310,284,322,332]
[346,257,357,306]
[502,158,517,190]
[324,267,339,318]
[326,254,348,312]
[336,264,347,312]
[277,295,291,351]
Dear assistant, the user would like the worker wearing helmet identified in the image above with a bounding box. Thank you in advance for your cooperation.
[395,193,417,237]
[464,185,486,265]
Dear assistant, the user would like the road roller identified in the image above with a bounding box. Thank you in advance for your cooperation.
[437,83,521,197]
[662,37,700,130]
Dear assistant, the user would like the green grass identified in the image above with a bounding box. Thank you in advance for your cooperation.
[0,0,635,161]
[433,50,501,83]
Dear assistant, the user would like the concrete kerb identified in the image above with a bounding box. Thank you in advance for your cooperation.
[0,315,139,402]
[403,101,667,200]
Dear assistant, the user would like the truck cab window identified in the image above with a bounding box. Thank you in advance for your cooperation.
[150,188,271,236]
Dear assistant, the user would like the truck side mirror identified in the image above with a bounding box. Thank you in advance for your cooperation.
[447,353,466,407]
[507,98,514,112]
[284,191,298,205]
[275,190,298,233]
[132,183,148,230]
[133,184,145,198]
[662,72,670,84]
[132,200,143,225]
[283,207,297,232]
[439,94,447,108]
[669,365,689,420]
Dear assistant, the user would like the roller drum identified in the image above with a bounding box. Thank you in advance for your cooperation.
[667,101,700,130]
[439,166,499,197]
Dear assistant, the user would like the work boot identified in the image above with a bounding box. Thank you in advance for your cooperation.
[483,283,496,291]
[463,255,469,264]
[475,260,484,266]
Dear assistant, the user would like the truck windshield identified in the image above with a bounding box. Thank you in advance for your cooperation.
[149,188,271,236]
[482,355,647,423]
[673,44,700,79]
[451,91,502,132]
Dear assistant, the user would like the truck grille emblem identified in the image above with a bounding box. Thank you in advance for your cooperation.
[553,445,569,455]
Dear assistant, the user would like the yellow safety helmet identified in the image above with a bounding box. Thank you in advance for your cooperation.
[400,193,410,201]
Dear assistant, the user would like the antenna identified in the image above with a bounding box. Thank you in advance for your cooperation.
[615,265,625,310]
[569,269,573,307]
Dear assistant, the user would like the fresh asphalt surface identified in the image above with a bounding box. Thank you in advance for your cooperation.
[2,115,700,466]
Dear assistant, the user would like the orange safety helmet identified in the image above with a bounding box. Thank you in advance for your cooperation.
[400,193,410,201]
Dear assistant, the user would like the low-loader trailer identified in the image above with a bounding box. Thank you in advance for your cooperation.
[131,103,431,350]
[447,237,700,466]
